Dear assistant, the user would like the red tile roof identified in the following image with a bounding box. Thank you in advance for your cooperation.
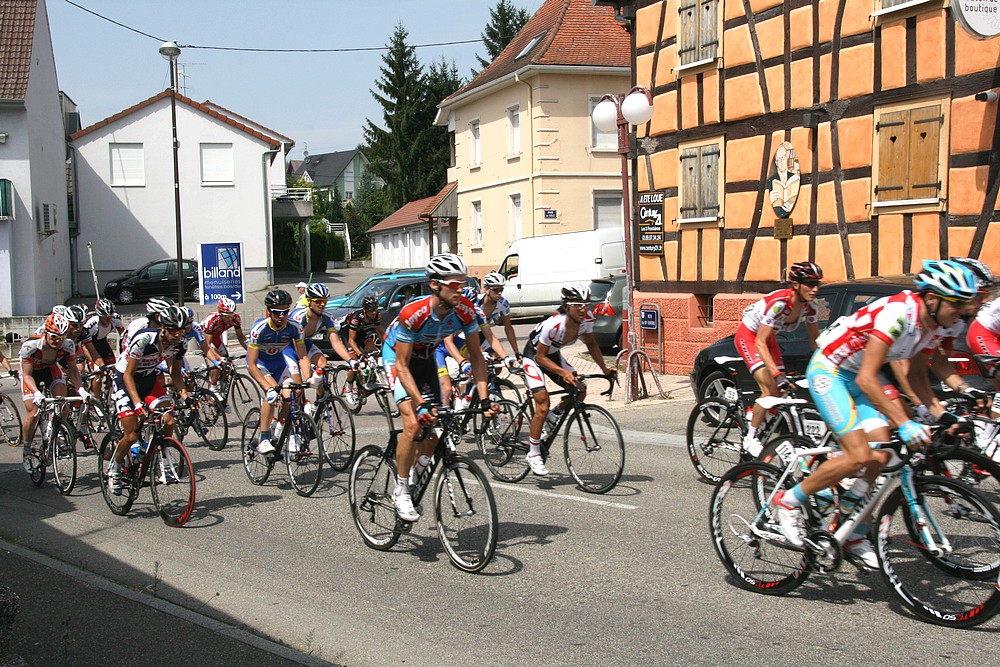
[201,99,294,144]
[69,90,285,149]
[369,195,438,234]
[442,0,629,105]
[418,182,457,220]
[0,0,36,101]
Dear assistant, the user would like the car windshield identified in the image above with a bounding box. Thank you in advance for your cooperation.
[342,280,410,309]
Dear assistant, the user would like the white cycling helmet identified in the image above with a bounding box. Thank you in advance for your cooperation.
[426,253,468,279]
[482,271,506,289]
[561,282,591,302]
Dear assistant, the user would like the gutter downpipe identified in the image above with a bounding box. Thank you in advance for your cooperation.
[515,71,535,239]
[262,147,281,286]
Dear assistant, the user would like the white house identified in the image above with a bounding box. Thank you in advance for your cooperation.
[70,90,294,296]
[0,0,73,316]
[369,182,456,269]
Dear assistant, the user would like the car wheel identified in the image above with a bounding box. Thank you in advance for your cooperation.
[190,286,201,303]
[117,288,136,305]
[698,369,736,403]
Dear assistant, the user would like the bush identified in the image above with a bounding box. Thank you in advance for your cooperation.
[328,234,346,262]
[273,222,297,271]
[310,232,328,271]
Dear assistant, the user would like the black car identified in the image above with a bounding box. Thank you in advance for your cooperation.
[104,259,200,305]
[589,276,625,350]
[313,274,479,358]
[688,275,985,404]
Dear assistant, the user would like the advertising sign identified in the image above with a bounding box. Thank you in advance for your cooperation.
[953,0,1000,39]
[198,242,245,305]
[638,190,664,254]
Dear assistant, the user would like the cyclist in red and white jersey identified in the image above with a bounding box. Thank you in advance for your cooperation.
[734,261,823,455]
[775,260,980,567]
[202,297,248,391]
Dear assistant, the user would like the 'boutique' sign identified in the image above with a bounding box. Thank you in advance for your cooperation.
[953,0,1000,39]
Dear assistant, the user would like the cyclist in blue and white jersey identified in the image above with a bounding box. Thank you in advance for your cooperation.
[476,271,519,353]
[382,253,494,521]
[247,289,311,456]
[107,306,191,492]
[775,260,980,567]
[283,282,351,414]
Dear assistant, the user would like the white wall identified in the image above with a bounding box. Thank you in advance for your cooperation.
[73,96,278,296]
[371,226,430,269]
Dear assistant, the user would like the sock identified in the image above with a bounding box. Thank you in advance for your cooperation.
[849,523,870,541]
[394,476,409,496]
[260,430,271,441]
[528,437,542,458]
[746,425,757,439]
[783,483,808,506]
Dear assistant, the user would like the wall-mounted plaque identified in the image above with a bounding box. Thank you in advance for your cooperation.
[774,218,793,240]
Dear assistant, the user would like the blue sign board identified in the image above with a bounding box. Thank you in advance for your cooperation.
[198,242,245,304]
[544,209,557,219]
[639,307,658,330]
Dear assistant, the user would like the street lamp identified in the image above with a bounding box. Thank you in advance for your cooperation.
[159,39,185,305]
[591,86,653,357]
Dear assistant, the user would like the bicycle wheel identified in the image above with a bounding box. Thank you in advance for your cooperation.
[192,390,229,451]
[229,373,262,424]
[349,445,401,550]
[687,397,748,484]
[435,456,498,573]
[562,404,625,493]
[97,433,136,516]
[491,377,522,406]
[0,393,23,446]
[285,413,322,497]
[241,408,272,485]
[49,419,77,495]
[918,446,1000,510]
[79,398,111,450]
[876,475,1000,628]
[148,438,196,527]
[476,399,530,483]
[28,441,46,487]
[317,395,355,472]
[710,461,812,595]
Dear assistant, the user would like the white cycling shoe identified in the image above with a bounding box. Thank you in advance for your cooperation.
[772,491,804,547]
[393,491,420,522]
[526,454,550,476]
[845,538,879,570]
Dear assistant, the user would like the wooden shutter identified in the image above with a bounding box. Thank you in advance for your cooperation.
[876,110,908,202]
[680,148,701,219]
[678,2,698,66]
[907,104,942,199]
[699,144,720,217]
[701,0,719,62]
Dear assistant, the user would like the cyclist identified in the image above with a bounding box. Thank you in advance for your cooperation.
[776,259,980,568]
[476,272,519,353]
[734,261,823,456]
[284,282,349,414]
[107,306,191,493]
[382,253,493,521]
[121,297,175,352]
[18,313,88,472]
[247,289,311,456]
[81,299,125,389]
[337,295,385,406]
[0,346,16,380]
[201,297,248,389]
[520,282,616,476]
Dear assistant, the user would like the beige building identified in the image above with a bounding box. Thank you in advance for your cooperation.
[435,0,632,278]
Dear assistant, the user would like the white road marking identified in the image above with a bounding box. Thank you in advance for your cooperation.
[490,482,639,510]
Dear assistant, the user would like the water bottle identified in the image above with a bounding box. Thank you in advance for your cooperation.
[130,439,149,461]
[409,454,431,487]
[273,419,284,439]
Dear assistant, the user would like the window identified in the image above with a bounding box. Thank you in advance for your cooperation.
[594,192,623,230]
[679,139,723,222]
[515,31,546,60]
[506,105,521,157]
[590,97,616,149]
[109,143,144,186]
[873,0,936,17]
[0,179,13,219]
[469,120,481,168]
[470,201,484,247]
[677,0,720,70]
[145,261,171,280]
[500,254,519,279]
[200,143,234,185]
[509,194,522,242]
[873,100,947,209]
[694,294,714,327]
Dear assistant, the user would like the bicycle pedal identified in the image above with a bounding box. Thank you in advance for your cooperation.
[397,520,413,532]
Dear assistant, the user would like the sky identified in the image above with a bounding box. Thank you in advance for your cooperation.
[47,0,546,161]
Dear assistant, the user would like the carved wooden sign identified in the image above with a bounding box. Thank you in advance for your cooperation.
[768,141,800,219]
[953,0,1000,39]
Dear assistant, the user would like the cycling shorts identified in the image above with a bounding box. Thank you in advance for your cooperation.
[256,353,295,385]
[521,353,574,393]
[734,323,783,375]
[24,367,64,399]
[388,355,441,405]
[92,338,116,365]
[282,341,323,374]
[807,353,889,436]
[111,371,167,419]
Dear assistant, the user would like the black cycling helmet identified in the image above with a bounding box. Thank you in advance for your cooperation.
[951,256,996,291]
[158,305,192,330]
[95,298,114,318]
[789,261,823,283]
[362,296,378,311]
[264,289,293,309]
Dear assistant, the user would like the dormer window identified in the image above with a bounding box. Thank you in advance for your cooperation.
[515,31,546,60]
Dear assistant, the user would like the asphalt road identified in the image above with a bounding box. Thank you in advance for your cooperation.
[0,267,996,665]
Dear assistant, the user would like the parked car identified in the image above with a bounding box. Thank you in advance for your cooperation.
[314,273,478,358]
[589,276,625,350]
[688,275,985,404]
[326,268,425,308]
[104,259,200,305]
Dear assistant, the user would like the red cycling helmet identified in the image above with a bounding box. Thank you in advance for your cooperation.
[789,261,823,283]
[217,297,237,314]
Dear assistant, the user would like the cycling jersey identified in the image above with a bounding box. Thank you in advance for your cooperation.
[181,322,207,351]
[339,308,381,346]
[121,317,151,352]
[287,306,337,358]
[382,295,479,364]
[19,336,76,370]
[968,302,1000,356]
[475,294,511,327]
[248,318,303,357]
[114,328,185,377]
[741,288,818,333]
[82,314,125,343]
[523,311,595,359]
[201,311,242,348]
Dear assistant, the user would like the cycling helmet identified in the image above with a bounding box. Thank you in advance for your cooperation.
[159,305,192,330]
[217,297,237,314]
[561,282,591,302]
[183,306,195,321]
[264,289,292,309]
[305,282,331,300]
[95,298,114,318]
[426,253,468,279]
[482,271,506,289]
[51,305,70,318]
[951,256,996,290]
[461,286,478,300]
[43,313,70,336]
[362,296,378,311]
[914,259,979,301]
[147,296,175,315]
[65,305,87,325]
[789,261,823,283]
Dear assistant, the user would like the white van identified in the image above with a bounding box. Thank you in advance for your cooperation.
[497,227,625,318]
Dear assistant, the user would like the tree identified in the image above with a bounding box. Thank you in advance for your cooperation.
[474,0,531,74]
[416,56,463,200]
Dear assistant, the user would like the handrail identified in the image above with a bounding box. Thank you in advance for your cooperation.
[270,186,312,201]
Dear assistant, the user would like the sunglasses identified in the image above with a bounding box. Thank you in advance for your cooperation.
[269,309,290,317]
[309,299,328,305]
[46,333,66,341]
[565,301,588,308]
[437,280,466,291]
[938,294,972,308]
[800,280,821,288]
[165,327,186,336]
[490,287,505,293]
